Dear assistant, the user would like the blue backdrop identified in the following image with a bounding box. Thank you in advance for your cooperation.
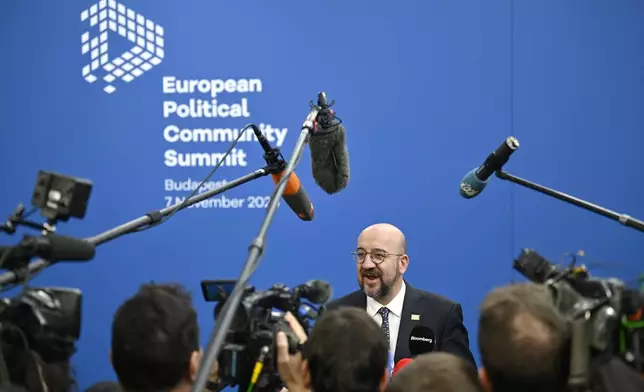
[1,0,643,389]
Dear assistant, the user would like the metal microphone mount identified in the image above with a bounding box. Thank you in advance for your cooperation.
[190,93,329,392]
[0,204,51,235]
[309,92,342,134]
[495,170,644,234]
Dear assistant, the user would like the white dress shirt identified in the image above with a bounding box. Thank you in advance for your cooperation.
[366,281,406,355]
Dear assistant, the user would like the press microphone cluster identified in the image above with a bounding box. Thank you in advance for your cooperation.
[249,92,350,221]
[0,92,351,289]
[459,136,520,199]
[190,92,350,392]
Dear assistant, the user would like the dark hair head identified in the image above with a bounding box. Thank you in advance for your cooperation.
[111,283,199,392]
[305,307,388,392]
[386,352,483,392]
[478,282,570,392]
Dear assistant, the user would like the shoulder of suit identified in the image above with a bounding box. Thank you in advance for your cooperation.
[411,286,461,311]
[325,290,363,310]
[325,286,463,312]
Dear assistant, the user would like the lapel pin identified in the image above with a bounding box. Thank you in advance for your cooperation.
[411,314,420,321]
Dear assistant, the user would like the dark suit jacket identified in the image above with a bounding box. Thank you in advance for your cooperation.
[325,281,476,368]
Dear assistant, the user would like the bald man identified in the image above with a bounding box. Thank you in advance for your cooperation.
[326,223,476,369]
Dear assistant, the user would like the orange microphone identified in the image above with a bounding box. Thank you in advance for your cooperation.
[392,358,413,376]
[251,124,314,221]
[271,171,314,221]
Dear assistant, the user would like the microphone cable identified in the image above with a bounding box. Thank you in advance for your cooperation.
[131,124,255,233]
[246,346,269,392]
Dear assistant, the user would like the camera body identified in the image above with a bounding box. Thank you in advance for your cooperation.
[0,287,82,360]
[201,279,330,392]
[514,250,628,352]
[514,249,644,389]
[0,287,81,388]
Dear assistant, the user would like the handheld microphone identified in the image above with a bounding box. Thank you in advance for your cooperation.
[459,136,520,199]
[251,125,315,221]
[308,92,350,195]
[392,358,413,376]
[409,326,435,356]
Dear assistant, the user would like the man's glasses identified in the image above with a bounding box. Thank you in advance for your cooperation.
[351,249,403,264]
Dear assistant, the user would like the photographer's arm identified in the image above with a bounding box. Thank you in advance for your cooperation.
[276,312,310,392]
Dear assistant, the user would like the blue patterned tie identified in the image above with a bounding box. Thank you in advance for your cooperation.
[378,307,391,350]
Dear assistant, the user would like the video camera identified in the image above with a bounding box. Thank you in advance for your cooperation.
[200,279,332,392]
[0,170,89,388]
[514,249,644,390]
[0,287,82,387]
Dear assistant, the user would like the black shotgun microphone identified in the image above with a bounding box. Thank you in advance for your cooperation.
[308,93,350,194]
[0,234,95,270]
[0,246,32,270]
[459,136,520,199]
[23,234,96,261]
[250,125,315,221]
[409,326,435,356]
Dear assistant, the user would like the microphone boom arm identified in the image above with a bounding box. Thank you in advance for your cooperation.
[0,164,284,287]
[190,105,320,392]
[495,170,644,233]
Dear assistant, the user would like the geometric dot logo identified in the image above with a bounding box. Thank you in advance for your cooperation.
[81,0,164,94]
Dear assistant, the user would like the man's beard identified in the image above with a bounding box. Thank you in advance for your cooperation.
[359,269,401,299]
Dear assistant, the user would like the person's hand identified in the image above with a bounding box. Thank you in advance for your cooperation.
[276,312,309,392]
[209,360,219,383]
[284,311,307,343]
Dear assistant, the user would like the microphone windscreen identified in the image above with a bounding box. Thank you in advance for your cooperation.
[392,358,413,376]
[408,326,435,356]
[304,279,333,304]
[309,124,349,194]
[459,168,488,199]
